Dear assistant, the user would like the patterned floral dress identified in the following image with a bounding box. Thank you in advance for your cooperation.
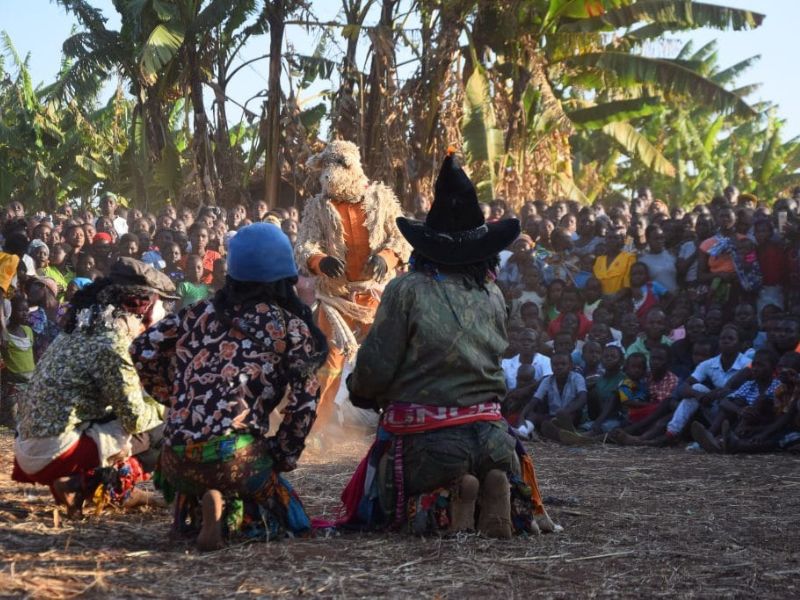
[130,299,325,540]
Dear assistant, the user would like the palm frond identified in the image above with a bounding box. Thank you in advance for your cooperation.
[601,121,676,177]
[567,97,662,129]
[560,1,764,33]
[560,51,755,117]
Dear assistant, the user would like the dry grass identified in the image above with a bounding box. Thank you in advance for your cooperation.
[1,428,800,599]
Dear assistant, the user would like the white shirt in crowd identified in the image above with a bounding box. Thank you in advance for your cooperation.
[690,353,751,389]
[502,353,553,390]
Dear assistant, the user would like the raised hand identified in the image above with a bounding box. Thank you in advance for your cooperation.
[319,256,346,278]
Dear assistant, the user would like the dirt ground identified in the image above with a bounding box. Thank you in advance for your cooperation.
[1,428,799,599]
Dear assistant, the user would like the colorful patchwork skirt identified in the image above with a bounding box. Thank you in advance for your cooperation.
[157,434,311,541]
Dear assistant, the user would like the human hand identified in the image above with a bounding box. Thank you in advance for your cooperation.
[366,254,388,279]
[319,256,345,278]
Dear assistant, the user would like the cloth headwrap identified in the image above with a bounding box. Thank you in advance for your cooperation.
[28,239,48,255]
[93,232,113,244]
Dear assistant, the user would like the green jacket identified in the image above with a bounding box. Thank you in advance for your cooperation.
[349,271,508,409]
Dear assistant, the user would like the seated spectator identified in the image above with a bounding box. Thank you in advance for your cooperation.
[527,352,587,431]
[661,324,751,445]
[628,262,671,328]
[501,328,552,392]
[547,287,592,340]
[691,349,781,451]
[625,308,672,364]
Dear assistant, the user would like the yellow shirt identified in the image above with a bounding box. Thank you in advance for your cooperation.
[0,252,20,294]
[593,251,636,295]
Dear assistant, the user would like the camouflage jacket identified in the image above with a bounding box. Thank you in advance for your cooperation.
[349,271,508,409]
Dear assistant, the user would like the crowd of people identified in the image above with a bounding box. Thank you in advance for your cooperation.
[492,186,800,454]
[1,150,799,550]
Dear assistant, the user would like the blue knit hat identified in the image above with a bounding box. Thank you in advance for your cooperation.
[227,223,298,283]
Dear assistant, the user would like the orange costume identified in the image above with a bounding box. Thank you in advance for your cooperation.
[295,141,410,428]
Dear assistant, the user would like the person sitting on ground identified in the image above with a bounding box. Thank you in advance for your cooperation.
[577,340,604,385]
[656,324,751,446]
[608,344,679,442]
[176,254,210,309]
[691,349,781,452]
[504,363,538,438]
[625,308,672,364]
[501,328,552,392]
[527,352,587,432]
[581,352,648,437]
[547,286,592,341]
[612,338,715,446]
[626,262,672,328]
[131,223,328,550]
[713,352,800,453]
[12,258,174,517]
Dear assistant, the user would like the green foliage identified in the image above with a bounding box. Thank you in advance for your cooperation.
[461,67,505,202]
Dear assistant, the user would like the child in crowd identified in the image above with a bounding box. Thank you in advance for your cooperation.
[162,241,184,282]
[0,295,36,426]
[210,257,227,293]
[186,225,221,284]
[176,254,210,309]
[117,233,140,260]
[504,363,537,438]
[527,352,587,432]
[577,340,604,384]
[582,352,648,437]
[628,262,671,328]
[625,308,672,364]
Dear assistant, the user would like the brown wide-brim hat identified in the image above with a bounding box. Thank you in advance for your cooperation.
[109,257,179,300]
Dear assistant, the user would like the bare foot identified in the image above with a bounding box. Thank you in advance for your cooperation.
[196,490,225,552]
[122,487,167,510]
[449,474,479,532]
[477,470,512,539]
[53,476,85,519]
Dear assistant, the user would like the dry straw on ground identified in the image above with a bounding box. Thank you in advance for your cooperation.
[1,430,799,599]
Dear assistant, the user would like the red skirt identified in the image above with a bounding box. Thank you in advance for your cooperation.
[12,435,100,496]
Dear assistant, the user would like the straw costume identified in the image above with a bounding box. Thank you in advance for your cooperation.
[295,140,410,429]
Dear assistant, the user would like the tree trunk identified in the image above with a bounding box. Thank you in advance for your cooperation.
[331,0,369,142]
[363,0,396,162]
[264,0,286,208]
[189,44,218,206]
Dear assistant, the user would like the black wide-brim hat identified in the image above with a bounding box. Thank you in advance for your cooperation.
[397,149,520,266]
